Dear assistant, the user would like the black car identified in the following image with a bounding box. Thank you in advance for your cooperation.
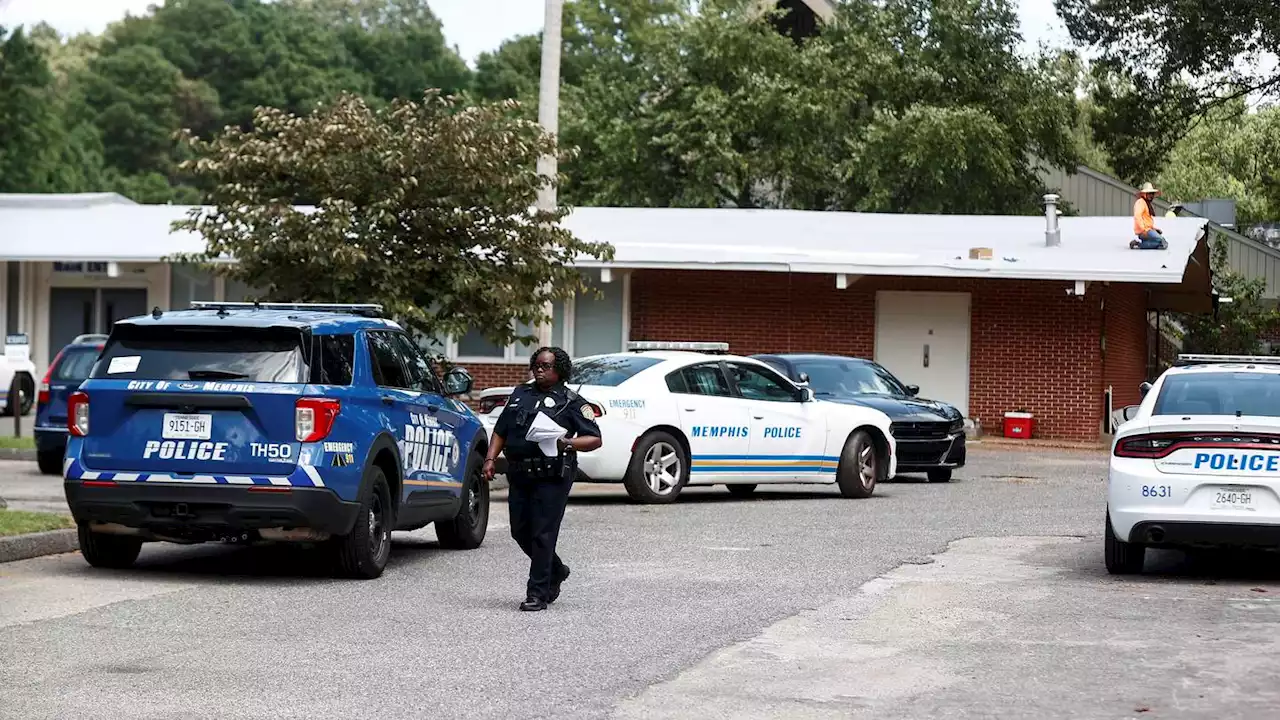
[753,353,965,482]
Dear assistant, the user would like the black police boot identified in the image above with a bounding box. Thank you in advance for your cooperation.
[549,565,571,604]
[520,596,548,612]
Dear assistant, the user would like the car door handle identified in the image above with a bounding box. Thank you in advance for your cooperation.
[381,395,395,406]
[683,408,696,412]
[753,415,764,420]
[427,403,440,413]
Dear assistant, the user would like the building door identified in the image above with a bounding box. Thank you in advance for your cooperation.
[874,291,971,415]
[47,288,148,358]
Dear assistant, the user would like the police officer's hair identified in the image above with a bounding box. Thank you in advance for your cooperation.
[530,346,573,382]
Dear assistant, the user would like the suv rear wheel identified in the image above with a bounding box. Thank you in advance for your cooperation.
[78,523,143,569]
[37,450,63,476]
[4,374,33,417]
[332,466,393,579]
[437,450,489,550]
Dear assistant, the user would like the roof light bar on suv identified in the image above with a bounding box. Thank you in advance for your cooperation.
[626,341,729,354]
[190,301,384,317]
[1175,354,1280,366]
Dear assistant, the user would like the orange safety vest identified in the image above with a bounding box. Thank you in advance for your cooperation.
[1133,198,1154,235]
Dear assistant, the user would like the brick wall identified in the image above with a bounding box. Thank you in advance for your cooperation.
[1103,284,1149,410]
[456,270,1152,441]
[630,270,1150,442]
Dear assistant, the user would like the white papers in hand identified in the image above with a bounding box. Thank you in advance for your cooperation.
[526,411,567,457]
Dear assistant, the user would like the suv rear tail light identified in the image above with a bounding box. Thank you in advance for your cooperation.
[39,350,64,405]
[296,397,341,442]
[68,391,89,436]
[1114,434,1179,458]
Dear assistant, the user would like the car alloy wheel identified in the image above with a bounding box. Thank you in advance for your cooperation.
[643,441,682,496]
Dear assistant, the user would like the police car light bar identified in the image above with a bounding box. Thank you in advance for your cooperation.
[190,302,384,317]
[626,341,729,354]
[1175,354,1280,366]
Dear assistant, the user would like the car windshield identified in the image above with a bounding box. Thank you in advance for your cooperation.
[1154,371,1280,417]
[791,358,906,398]
[572,355,662,387]
[91,325,306,383]
[53,347,102,381]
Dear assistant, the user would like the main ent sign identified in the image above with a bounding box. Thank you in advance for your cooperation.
[53,261,120,277]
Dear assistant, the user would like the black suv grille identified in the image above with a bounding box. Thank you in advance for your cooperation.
[890,421,954,441]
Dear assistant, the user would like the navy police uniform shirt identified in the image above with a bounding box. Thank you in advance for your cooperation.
[494,381,602,461]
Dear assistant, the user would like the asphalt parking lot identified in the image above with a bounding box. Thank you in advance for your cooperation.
[2,446,1279,719]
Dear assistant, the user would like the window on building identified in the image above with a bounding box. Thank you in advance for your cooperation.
[447,269,628,362]
[224,278,262,302]
[573,277,625,358]
[170,264,215,310]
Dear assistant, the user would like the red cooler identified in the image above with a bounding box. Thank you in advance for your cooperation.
[1002,412,1034,439]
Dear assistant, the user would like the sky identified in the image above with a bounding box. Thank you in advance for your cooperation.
[1,0,1074,64]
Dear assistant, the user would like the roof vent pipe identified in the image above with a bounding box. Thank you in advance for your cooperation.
[1044,194,1061,247]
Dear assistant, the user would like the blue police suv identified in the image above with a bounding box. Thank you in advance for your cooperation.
[63,302,490,579]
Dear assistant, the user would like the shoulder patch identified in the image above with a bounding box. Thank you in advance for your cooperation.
[581,404,596,420]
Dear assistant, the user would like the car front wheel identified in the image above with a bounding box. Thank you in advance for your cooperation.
[1104,511,1145,575]
[836,430,880,499]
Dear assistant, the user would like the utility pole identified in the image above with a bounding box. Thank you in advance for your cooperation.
[536,0,564,212]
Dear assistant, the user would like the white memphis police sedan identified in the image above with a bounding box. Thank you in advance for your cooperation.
[1107,354,1280,574]
[480,342,897,503]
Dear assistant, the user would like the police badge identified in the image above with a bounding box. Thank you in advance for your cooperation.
[581,404,595,420]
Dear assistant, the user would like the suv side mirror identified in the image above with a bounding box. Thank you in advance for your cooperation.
[1121,405,1141,422]
[798,387,816,403]
[442,368,474,396]
[905,384,920,397]
[1139,381,1152,398]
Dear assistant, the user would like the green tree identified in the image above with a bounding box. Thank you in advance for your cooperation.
[1156,100,1280,226]
[174,92,615,346]
[549,0,1080,213]
[293,0,472,102]
[1178,234,1280,355]
[1055,0,1280,183]
[0,26,74,191]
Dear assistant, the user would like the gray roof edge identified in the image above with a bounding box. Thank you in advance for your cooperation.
[0,192,138,208]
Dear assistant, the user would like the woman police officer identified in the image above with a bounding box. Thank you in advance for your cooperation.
[482,347,602,611]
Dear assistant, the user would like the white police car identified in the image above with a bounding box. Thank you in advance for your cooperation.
[1107,354,1280,574]
[480,342,897,503]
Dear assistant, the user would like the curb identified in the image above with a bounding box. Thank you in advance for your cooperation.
[0,529,79,563]
[491,476,509,491]
[0,447,36,462]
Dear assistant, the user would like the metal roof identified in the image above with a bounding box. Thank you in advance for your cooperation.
[0,199,1209,285]
[561,207,1209,284]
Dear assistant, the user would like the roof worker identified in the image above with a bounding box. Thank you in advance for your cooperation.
[1165,201,1183,219]
[1130,182,1168,250]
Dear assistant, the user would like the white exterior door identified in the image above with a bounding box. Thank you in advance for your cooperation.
[874,291,971,415]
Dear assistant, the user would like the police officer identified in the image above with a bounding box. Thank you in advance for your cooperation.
[482,347,602,611]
